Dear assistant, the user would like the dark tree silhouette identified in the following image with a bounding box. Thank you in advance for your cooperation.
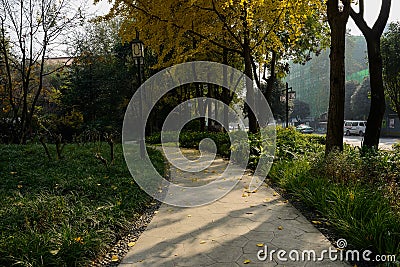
[350,0,391,150]
[326,0,351,154]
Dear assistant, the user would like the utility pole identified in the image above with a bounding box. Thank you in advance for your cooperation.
[281,83,296,128]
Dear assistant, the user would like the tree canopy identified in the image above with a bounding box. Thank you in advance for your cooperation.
[101,0,328,67]
[99,0,328,133]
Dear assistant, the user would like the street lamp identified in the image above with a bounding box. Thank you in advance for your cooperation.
[132,31,145,159]
[281,82,296,128]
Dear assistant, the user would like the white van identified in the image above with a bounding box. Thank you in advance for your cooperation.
[344,120,367,136]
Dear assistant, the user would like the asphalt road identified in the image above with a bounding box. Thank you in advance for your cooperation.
[343,136,400,150]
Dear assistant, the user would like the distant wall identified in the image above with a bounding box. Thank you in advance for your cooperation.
[382,114,400,137]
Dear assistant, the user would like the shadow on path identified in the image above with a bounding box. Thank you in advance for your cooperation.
[120,149,350,267]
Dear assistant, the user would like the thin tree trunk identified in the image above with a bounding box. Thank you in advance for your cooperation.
[223,49,229,132]
[265,51,277,101]
[197,84,206,132]
[207,84,212,131]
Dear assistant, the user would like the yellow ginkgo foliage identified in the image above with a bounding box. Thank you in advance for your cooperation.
[98,0,327,69]
[99,0,328,132]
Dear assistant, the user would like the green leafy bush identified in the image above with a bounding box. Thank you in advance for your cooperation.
[275,126,325,159]
[146,127,325,166]
[270,153,400,259]
[146,131,232,158]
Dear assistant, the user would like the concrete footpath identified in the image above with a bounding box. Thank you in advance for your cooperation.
[120,149,350,267]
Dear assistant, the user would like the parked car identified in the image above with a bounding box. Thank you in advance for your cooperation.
[296,124,314,134]
[344,120,366,136]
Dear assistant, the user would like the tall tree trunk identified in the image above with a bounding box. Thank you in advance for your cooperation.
[363,38,385,148]
[242,3,257,134]
[244,41,257,133]
[350,0,391,150]
[325,0,350,154]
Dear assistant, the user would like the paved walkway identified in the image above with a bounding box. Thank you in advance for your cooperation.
[120,149,350,267]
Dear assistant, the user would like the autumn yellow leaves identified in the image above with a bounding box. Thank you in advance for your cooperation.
[105,0,328,69]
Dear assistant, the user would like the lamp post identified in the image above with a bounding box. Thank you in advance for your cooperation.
[281,82,296,128]
[132,31,145,159]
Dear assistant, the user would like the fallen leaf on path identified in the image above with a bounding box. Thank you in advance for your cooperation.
[312,220,322,225]
[74,237,83,243]
[50,249,59,255]
[243,259,251,264]
[256,243,264,247]
[200,240,206,244]
[128,242,136,247]
[187,214,192,217]
[111,255,119,262]
[278,225,283,230]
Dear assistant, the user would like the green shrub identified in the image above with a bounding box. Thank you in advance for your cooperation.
[270,153,400,259]
[275,126,324,159]
[146,127,325,167]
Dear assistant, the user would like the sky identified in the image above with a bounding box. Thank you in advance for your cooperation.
[87,0,111,17]
[347,0,400,35]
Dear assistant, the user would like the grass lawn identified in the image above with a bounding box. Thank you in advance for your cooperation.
[0,142,165,266]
